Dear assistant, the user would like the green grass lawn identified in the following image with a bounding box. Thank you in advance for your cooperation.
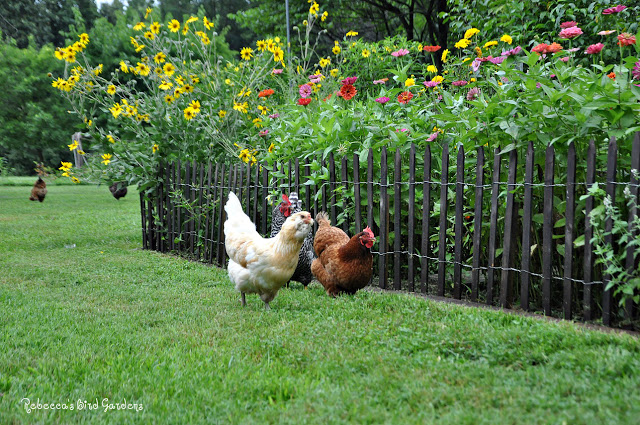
[1,182,639,424]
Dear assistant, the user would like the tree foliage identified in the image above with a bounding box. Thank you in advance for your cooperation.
[0,40,79,175]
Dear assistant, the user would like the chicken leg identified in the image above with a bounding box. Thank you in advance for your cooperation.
[241,292,246,307]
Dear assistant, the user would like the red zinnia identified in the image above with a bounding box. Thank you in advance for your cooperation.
[608,72,616,80]
[423,45,441,52]
[297,98,311,106]
[258,88,275,98]
[397,91,413,104]
[617,33,636,46]
[532,42,563,55]
[337,84,357,100]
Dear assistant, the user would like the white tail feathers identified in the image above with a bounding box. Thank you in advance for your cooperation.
[224,191,256,234]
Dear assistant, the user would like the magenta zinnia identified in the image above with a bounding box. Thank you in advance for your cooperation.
[560,21,578,29]
[602,5,626,14]
[375,96,390,104]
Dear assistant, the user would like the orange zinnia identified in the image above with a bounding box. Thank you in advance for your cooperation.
[398,91,413,104]
[423,45,441,52]
[338,84,357,100]
[258,88,275,98]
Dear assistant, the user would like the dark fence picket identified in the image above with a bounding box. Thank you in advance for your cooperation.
[542,145,555,316]
[294,158,300,197]
[190,160,197,257]
[453,145,464,299]
[367,149,374,285]
[471,146,485,302]
[603,137,618,326]
[584,140,596,320]
[394,149,402,290]
[379,147,389,289]
[408,144,416,292]
[354,153,362,232]
[321,157,328,216]
[245,163,251,214]
[176,160,183,252]
[217,163,227,266]
[329,153,337,222]
[453,145,465,300]
[521,142,534,311]
[487,148,501,305]
[438,144,450,296]
[421,146,432,293]
[156,163,164,253]
[252,163,259,224]
[140,192,147,250]
[563,142,577,320]
[305,157,312,217]
[261,164,268,235]
[341,156,350,234]
[196,162,205,260]
[165,163,172,253]
[500,149,518,308]
[626,134,640,320]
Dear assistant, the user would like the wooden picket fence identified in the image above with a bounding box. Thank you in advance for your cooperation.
[141,134,640,328]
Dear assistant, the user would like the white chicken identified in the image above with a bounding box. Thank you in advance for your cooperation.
[224,191,314,309]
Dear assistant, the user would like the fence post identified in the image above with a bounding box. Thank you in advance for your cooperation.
[471,146,485,302]
[487,148,501,305]
[353,153,362,233]
[379,147,388,289]
[583,140,596,320]
[437,143,450,297]
[453,145,464,299]
[542,145,555,316]
[421,146,432,293]
[603,137,618,326]
[394,148,402,290]
[520,142,534,311]
[563,142,577,320]
[499,148,518,308]
[407,144,416,292]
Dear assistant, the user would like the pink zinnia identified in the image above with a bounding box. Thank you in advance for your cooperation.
[471,59,481,72]
[559,56,570,62]
[299,84,312,98]
[373,78,388,84]
[559,26,583,39]
[466,87,479,101]
[502,46,523,56]
[375,96,390,104]
[268,113,280,119]
[391,48,409,57]
[617,33,636,46]
[598,30,616,35]
[426,132,439,142]
[423,80,439,88]
[560,21,578,29]
[272,68,283,74]
[603,5,627,14]
[259,129,269,136]
[341,76,358,85]
[585,43,604,54]
[489,56,505,64]
[452,80,468,87]
[309,73,323,83]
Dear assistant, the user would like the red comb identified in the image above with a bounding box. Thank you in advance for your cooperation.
[363,226,374,237]
[282,194,290,204]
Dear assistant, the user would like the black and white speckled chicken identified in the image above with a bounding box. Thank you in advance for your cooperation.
[270,192,315,287]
